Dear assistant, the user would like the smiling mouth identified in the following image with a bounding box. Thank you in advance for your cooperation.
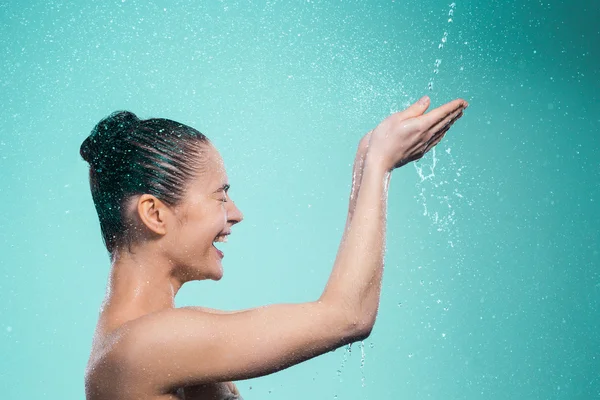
[212,233,229,259]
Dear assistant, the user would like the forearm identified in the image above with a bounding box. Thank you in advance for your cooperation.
[321,151,391,330]
[343,146,368,234]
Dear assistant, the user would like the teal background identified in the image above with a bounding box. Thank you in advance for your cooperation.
[1,0,598,399]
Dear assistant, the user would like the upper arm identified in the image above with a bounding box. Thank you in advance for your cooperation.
[117,300,365,394]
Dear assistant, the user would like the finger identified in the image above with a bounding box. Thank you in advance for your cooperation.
[429,107,465,136]
[423,111,461,153]
[422,110,462,152]
[420,98,468,130]
[419,128,449,160]
[435,109,463,139]
[425,124,451,152]
[396,95,431,120]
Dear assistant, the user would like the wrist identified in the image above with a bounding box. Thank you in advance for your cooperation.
[364,147,392,175]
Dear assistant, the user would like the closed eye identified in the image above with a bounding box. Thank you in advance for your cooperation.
[214,184,231,203]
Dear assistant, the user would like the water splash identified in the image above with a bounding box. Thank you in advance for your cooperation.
[336,341,370,387]
[359,341,366,387]
[336,343,352,382]
[417,2,466,239]
[414,145,470,247]
[414,146,439,183]
[427,2,456,91]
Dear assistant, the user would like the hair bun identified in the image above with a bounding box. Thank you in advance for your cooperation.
[80,110,141,166]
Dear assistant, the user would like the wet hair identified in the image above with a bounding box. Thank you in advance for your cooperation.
[80,111,210,255]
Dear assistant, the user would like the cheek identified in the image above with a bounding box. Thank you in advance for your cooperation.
[175,209,209,242]
[221,204,228,224]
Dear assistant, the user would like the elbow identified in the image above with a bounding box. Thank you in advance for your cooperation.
[345,314,374,342]
[354,319,374,340]
[319,297,375,342]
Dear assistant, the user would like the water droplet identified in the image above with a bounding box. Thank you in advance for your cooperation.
[360,341,366,387]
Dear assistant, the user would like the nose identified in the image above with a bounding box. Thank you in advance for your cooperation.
[228,200,244,226]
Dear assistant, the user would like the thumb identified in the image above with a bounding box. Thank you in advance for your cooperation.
[401,95,431,119]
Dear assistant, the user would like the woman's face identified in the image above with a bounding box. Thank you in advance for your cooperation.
[168,144,243,281]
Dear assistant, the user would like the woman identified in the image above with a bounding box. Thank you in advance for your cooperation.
[82,95,468,400]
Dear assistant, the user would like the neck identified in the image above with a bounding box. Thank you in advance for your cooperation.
[100,246,182,321]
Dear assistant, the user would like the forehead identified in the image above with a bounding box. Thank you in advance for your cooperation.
[189,144,228,193]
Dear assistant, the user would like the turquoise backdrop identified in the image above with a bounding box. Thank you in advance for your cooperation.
[1,0,598,399]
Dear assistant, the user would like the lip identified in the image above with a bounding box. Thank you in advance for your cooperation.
[212,242,224,258]
[213,232,231,241]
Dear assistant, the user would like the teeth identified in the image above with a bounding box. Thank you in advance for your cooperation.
[213,235,228,243]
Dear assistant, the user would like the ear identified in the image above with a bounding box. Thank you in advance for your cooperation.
[136,194,169,236]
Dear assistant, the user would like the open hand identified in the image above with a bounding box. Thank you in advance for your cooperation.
[366,96,468,172]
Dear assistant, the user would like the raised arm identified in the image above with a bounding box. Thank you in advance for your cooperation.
[323,96,467,328]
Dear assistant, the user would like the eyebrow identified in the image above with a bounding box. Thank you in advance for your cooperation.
[214,183,230,193]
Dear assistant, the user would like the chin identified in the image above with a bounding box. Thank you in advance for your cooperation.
[202,269,223,281]
[187,247,224,281]
[182,260,223,282]
[203,261,224,281]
